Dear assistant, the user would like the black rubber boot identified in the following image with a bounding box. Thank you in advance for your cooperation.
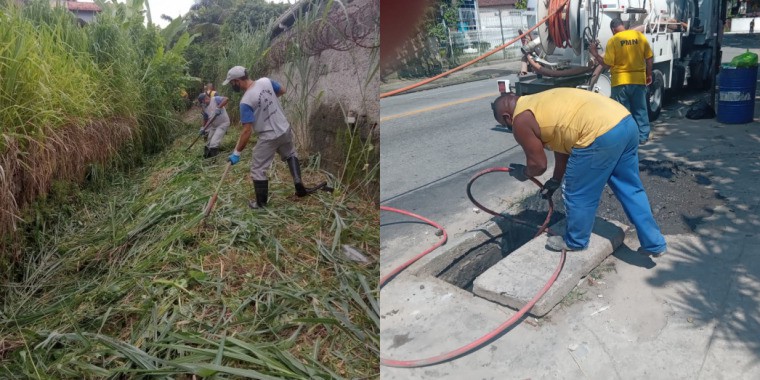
[248,180,268,209]
[207,147,219,158]
[287,156,309,197]
[203,146,210,158]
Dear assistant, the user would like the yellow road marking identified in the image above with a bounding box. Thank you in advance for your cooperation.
[380,93,495,122]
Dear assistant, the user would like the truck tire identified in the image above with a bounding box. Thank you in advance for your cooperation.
[671,65,686,92]
[648,70,664,121]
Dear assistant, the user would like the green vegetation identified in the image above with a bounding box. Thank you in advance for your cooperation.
[0,0,191,250]
[1,132,378,378]
[180,0,288,89]
[1,0,379,377]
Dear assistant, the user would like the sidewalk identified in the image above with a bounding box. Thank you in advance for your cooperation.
[380,58,523,95]
[381,45,760,378]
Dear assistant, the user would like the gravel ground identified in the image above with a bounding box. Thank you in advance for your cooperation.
[515,158,726,236]
[600,159,726,234]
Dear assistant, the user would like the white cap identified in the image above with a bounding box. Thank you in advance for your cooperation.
[222,66,247,85]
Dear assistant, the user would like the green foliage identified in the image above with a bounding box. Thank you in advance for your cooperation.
[1,133,379,378]
[0,1,101,145]
[0,0,191,244]
[182,0,288,87]
[224,0,289,34]
[426,0,462,40]
[0,0,189,140]
[515,0,528,10]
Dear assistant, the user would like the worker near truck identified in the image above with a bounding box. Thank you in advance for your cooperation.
[589,18,654,145]
[490,87,667,257]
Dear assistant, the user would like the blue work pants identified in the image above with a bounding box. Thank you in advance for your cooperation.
[611,84,650,142]
[562,115,666,253]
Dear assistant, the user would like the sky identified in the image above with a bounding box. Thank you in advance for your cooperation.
[82,0,295,28]
[150,0,196,27]
[148,0,295,27]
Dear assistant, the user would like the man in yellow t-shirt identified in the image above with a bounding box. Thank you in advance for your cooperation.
[589,18,653,145]
[490,88,666,257]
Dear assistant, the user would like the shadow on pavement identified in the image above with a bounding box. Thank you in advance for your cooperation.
[635,74,760,361]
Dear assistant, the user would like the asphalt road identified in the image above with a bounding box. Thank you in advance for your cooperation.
[380,80,515,201]
[379,78,554,274]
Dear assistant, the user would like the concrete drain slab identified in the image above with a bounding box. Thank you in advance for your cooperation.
[472,217,628,316]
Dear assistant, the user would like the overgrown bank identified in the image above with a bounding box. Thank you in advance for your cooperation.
[1,123,379,378]
[0,0,191,256]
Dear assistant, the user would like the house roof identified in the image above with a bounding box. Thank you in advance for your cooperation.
[478,0,518,7]
[65,1,101,12]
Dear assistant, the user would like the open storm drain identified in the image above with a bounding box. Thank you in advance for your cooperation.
[427,159,719,304]
[431,210,563,292]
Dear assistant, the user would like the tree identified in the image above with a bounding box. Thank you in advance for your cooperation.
[182,0,290,86]
[224,0,289,33]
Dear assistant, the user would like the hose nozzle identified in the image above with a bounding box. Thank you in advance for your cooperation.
[521,37,542,55]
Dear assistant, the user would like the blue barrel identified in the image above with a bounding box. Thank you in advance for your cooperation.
[717,66,758,124]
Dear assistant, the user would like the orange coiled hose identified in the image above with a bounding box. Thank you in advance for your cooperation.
[548,0,572,49]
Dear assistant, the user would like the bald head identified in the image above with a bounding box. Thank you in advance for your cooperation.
[491,93,519,127]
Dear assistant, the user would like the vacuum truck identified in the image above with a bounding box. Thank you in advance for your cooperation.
[512,0,724,120]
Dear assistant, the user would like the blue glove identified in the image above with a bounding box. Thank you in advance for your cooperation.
[198,128,206,136]
[214,109,222,116]
[228,150,241,165]
[508,163,530,182]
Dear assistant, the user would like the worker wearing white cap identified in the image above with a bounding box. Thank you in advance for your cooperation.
[223,66,325,209]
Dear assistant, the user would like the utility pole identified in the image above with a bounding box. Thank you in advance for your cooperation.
[475,0,484,54]
[441,6,454,61]
[498,9,506,60]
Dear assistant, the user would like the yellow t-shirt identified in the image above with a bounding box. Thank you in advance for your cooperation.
[513,88,631,154]
[604,30,653,86]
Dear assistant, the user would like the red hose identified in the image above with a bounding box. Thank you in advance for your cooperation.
[379,206,448,288]
[466,167,554,238]
[380,167,566,368]
[548,0,572,49]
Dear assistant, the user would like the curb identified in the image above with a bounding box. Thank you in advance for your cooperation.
[380,71,518,97]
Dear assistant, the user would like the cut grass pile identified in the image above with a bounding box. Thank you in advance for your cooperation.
[0,121,379,379]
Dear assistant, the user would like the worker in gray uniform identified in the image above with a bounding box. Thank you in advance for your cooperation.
[222,66,325,209]
[197,93,230,158]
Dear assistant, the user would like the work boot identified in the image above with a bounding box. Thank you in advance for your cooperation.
[248,180,268,209]
[637,247,667,258]
[207,147,219,158]
[545,235,583,252]
[203,146,210,158]
[287,156,309,197]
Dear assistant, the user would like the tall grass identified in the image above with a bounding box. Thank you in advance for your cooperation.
[216,28,272,124]
[0,0,193,257]
[0,2,102,146]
